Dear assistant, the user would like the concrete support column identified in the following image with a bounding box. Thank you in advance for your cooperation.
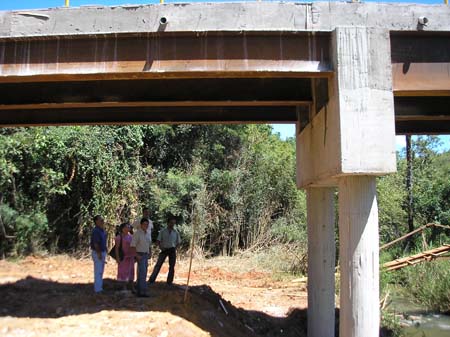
[307,187,336,337]
[338,176,380,337]
[296,27,395,337]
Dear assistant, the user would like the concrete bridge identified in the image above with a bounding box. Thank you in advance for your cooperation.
[0,2,449,336]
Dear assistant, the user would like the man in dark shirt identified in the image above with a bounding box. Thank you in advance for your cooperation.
[91,215,107,293]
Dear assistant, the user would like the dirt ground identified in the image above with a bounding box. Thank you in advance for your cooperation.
[0,254,309,337]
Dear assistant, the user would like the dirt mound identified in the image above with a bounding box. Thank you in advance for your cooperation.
[188,285,307,337]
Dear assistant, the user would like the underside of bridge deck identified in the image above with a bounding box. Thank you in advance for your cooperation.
[391,32,450,134]
[0,31,448,133]
[0,32,327,126]
[0,77,309,125]
[0,75,448,132]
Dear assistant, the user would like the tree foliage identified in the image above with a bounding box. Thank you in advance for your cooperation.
[0,125,306,257]
[0,126,448,268]
[378,136,450,253]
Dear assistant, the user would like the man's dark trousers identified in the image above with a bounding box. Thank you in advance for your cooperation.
[149,247,176,285]
[136,252,149,295]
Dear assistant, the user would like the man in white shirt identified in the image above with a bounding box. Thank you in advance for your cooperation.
[130,218,151,297]
[148,216,181,286]
[133,207,153,239]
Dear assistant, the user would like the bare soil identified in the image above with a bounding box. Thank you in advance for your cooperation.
[0,254,309,337]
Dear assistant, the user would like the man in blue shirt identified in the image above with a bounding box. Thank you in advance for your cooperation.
[90,215,107,293]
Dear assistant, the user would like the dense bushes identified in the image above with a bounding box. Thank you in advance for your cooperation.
[0,125,306,258]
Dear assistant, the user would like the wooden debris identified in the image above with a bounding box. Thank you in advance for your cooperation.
[219,299,228,315]
[380,290,390,310]
[383,244,450,271]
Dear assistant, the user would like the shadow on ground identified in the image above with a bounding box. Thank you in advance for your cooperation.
[1,277,397,337]
[1,276,315,337]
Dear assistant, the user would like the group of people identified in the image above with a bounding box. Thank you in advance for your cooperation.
[90,207,181,297]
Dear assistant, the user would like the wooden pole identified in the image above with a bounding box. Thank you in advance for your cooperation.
[307,187,336,337]
[184,206,197,303]
[405,135,414,249]
[339,176,380,337]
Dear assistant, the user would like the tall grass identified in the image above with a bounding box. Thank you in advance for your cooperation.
[400,259,450,313]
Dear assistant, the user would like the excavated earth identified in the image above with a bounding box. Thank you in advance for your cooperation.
[0,255,311,337]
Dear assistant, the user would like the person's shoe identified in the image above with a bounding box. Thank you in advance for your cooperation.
[137,294,150,298]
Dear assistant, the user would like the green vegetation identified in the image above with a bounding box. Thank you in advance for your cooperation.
[378,137,450,250]
[378,136,450,315]
[380,312,403,337]
[406,260,450,313]
[0,125,305,267]
[387,260,450,314]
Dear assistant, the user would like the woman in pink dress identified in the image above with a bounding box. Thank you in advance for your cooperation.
[114,223,136,291]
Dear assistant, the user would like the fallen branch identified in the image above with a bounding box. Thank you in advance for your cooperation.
[380,223,450,250]
[380,290,390,311]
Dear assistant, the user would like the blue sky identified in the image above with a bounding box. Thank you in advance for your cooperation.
[271,124,450,153]
[1,0,448,151]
